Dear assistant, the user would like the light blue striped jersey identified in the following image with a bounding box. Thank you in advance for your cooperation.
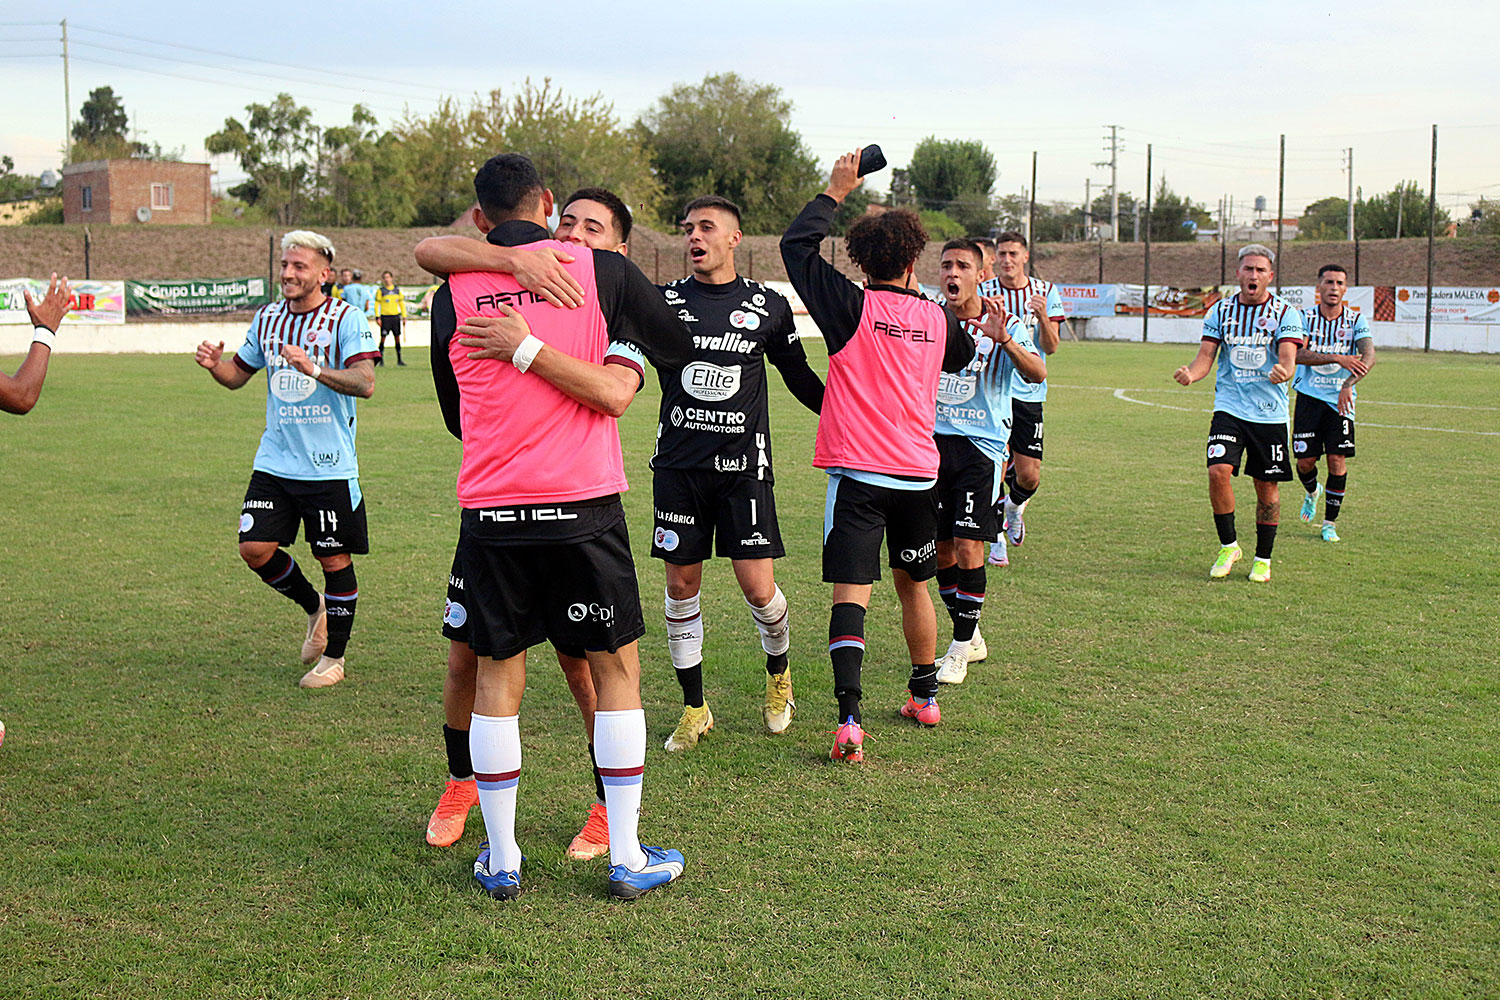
[234,296,380,480]
[976,276,1063,403]
[933,311,1037,466]
[1201,293,1305,424]
[1295,305,1371,417]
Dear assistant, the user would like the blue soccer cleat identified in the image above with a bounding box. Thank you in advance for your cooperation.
[473,841,521,901]
[1300,483,1322,523]
[608,844,685,900]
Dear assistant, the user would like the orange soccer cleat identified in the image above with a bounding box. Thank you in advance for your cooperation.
[426,777,479,847]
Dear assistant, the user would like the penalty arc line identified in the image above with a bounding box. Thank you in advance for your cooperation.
[1103,389,1500,436]
[1053,383,1500,412]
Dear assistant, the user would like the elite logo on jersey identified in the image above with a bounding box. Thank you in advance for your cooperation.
[682,362,742,402]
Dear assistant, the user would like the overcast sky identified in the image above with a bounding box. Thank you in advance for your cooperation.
[4,0,1497,223]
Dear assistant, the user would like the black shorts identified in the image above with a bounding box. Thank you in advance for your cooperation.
[1010,400,1044,460]
[379,315,402,336]
[1293,396,1355,459]
[239,470,369,555]
[822,474,939,585]
[443,544,583,658]
[650,467,785,563]
[456,499,645,661]
[934,435,1002,541]
[1206,411,1293,482]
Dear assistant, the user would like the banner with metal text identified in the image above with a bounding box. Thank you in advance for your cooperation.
[1056,284,1117,318]
[126,277,271,317]
[0,278,126,325]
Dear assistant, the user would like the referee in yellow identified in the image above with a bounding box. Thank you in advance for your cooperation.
[374,270,407,367]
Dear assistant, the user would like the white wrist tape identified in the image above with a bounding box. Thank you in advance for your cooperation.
[32,325,56,350]
[310,364,322,381]
[512,334,543,373]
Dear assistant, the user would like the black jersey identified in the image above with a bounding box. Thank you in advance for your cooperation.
[651,275,823,482]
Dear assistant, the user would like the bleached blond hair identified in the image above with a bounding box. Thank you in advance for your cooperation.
[1237,243,1275,265]
[281,230,336,263]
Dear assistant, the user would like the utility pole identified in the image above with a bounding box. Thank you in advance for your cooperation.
[1344,147,1355,241]
[1028,151,1037,274]
[61,18,71,162]
[1084,178,1091,239]
[1396,180,1405,239]
[1276,134,1285,295]
[1142,143,1152,344]
[1425,124,1437,352]
[1097,125,1121,242]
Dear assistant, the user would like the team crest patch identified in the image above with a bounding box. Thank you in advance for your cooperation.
[654,527,680,552]
[239,513,254,532]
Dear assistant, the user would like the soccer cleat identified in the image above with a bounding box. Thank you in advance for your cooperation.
[935,644,969,685]
[426,777,479,847]
[301,596,328,664]
[1248,557,1272,583]
[608,844,685,900]
[967,628,988,663]
[1321,523,1341,543]
[1005,499,1027,546]
[830,717,865,762]
[298,655,344,688]
[900,693,941,727]
[763,668,795,735]
[988,537,1009,567]
[1209,543,1242,579]
[565,802,611,861]
[1300,483,1322,523]
[663,703,713,752]
[473,841,521,901]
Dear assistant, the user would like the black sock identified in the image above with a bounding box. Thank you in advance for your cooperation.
[953,566,986,643]
[394,336,403,363]
[1214,512,1237,546]
[252,549,321,615]
[935,563,960,626]
[588,742,605,804]
[1004,463,1018,496]
[765,652,788,676]
[908,663,938,700]
[676,662,705,708]
[322,564,358,659]
[829,602,866,724]
[1298,466,1320,494]
[443,723,473,781]
[1325,473,1346,522]
[1008,481,1037,507]
[1256,521,1278,560]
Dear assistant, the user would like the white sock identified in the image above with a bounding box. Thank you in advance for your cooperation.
[945,639,967,659]
[593,708,648,871]
[747,585,790,656]
[469,713,522,872]
[665,590,704,669]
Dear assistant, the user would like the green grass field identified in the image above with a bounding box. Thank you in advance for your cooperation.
[2,341,1498,999]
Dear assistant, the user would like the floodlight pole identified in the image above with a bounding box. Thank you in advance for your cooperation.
[61,18,71,162]
[1142,143,1152,344]
[1345,147,1355,241]
[1276,134,1285,295]
[1028,151,1037,275]
[1425,124,1437,352]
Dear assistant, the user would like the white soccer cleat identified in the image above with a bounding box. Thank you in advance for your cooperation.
[299,655,345,688]
[935,642,969,685]
[1005,499,1027,546]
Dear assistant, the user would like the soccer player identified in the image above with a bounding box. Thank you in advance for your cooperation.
[977,232,1064,565]
[1293,264,1375,543]
[195,231,378,686]
[973,238,997,283]
[1,273,70,416]
[1173,244,1304,583]
[652,195,824,752]
[373,271,407,367]
[930,240,1045,685]
[415,187,636,859]
[427,154,694,901]
[781,150,982,762]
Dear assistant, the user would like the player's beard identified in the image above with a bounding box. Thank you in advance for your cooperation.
[282,274,321,308]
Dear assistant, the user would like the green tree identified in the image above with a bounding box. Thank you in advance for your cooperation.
[831,185,877,236]
[206,94,318,224]
[0,156,40,201]
[906,137,998,235]
[391,97,480,226]
[1459,197,1500,237]
[1147,177,1210,242]
[70,85,147,162]
[634,73,820,233]
[917,208,966,240]
[1088,190,1138,240]
[1356,182,1450,239]
[315,106,416,228]
[1297,196,1350,241]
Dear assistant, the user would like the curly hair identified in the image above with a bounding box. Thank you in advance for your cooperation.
[845,209,928,283]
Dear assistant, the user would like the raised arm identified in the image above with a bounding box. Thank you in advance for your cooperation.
[1173,339,1219,386]
[413,235,586,308]
[1,274,71,415]
[196,339,255,390]
[780,158,865,353]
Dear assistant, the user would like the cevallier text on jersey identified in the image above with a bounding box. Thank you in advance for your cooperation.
[477,507,581,522]
[691,329,758,354]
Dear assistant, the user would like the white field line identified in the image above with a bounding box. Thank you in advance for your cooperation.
[1052,383,1500,412]
[1059,385,1500,437]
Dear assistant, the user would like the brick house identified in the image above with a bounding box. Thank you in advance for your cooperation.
[62,159,211,225]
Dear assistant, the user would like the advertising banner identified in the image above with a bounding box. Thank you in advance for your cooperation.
[1056,284,1116,318]
[401,283,441,320]
[0,278,126,325]
[1394,286,1500,323]
[126,277,271,316]
[1116,285,1222,317]
[1241,285,1378,317]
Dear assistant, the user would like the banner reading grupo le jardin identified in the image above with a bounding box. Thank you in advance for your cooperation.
[0,278,126,325]
[126,277,271,317]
